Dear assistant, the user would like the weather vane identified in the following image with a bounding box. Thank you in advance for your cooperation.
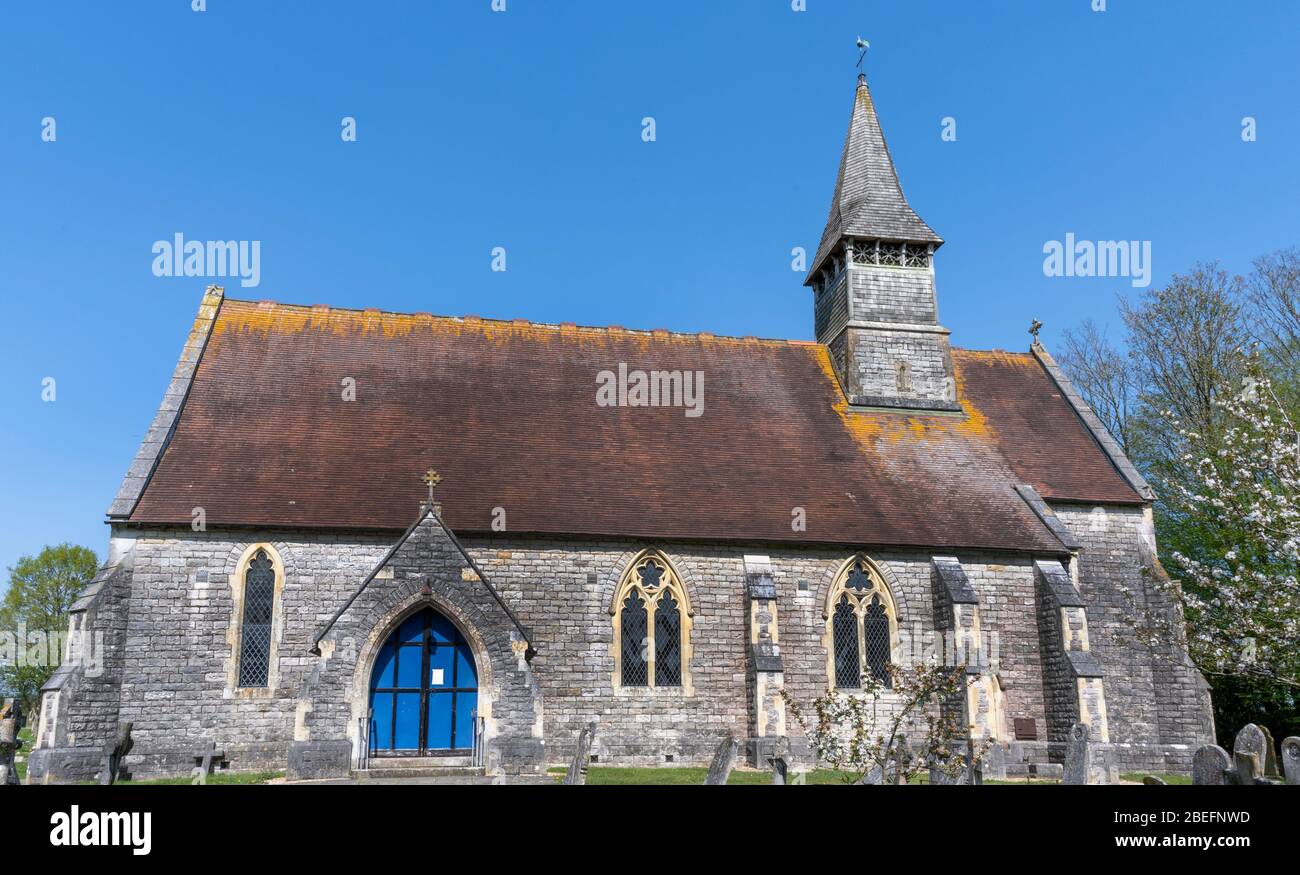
[856,36,870,70]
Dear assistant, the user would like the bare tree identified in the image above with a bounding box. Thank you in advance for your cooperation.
[1246,247,1300,390]
[1058,320,1137,454]
[1120,262,1248,470]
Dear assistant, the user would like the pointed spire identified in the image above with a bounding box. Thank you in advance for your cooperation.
[808,74,941,283]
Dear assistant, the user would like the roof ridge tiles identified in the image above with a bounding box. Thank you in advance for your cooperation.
[220,295,817,347]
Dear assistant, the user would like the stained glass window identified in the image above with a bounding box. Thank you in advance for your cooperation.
[238,549,276,688]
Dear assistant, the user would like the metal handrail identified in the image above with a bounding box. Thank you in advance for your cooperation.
[357,709,373,771]
[471,711,485,768]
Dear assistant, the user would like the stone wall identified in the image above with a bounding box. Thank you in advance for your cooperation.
[840,326,955,404]
[31,507,1211,779]
[1051,503,1213,771]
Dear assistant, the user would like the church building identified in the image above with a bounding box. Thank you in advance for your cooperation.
[28,73,1213,782]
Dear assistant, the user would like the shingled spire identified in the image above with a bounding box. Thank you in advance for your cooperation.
[806,73,957,412]
[809,73,942,281]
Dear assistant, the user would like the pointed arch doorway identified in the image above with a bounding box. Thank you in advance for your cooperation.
[368,607,478,756]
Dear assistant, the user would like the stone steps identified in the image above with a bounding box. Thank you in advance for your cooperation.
[366,755,476,770]
[354,755,483,780]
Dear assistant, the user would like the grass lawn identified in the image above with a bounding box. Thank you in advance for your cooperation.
[15,726,34,783]
[1121,772,1192,785]
[111,770,286,786]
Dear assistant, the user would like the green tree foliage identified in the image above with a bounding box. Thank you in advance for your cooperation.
[1058,249,1300,742]
[0,543,98,718]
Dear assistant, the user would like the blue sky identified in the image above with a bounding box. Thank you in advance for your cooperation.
[1,0,1297,582]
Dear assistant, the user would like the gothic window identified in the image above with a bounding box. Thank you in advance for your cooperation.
[235,545,282,689]
[612,552,692,690]
[879,242,904,267]
[904,244,930,268]
[825,556,898,689]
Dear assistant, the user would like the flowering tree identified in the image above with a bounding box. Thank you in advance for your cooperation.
[1152,363,1300,690]
[782,662,980,784]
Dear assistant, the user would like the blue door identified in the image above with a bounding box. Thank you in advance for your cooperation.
[368,608,478,755]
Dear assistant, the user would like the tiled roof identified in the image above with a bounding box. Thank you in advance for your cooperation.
[118,297,1142,552]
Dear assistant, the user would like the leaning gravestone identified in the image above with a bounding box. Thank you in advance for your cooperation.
[98,722,134,786]
[929,757,959,786]
[1281,737,1300,786]
[703,734,739,786]
[980,742,1005,782]
[191,740,225,785]
[1233,750,1261,786]
[769,753,788,785]
[891,737,911,785]
[1191,744,1232,785]
[767,737,789,785]
[1257,724,1279,777]
[1233,724,1270,777]
[1062,723,1091,785]
[0,711,17,786]
[563,722,596,786]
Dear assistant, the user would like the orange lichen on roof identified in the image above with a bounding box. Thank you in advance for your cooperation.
[810,344,994,452]
[210,296,824,351]
[952,348,1037,367]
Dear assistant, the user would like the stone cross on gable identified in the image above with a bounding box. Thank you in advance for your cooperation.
[422,468,443,509]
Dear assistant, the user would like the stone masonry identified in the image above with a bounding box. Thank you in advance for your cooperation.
[31,498,1208,780]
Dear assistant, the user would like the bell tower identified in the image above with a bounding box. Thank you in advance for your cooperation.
[806,74,959,411]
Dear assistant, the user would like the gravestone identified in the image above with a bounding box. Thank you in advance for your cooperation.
[769,754,788,785]
[1258,725,1279,777]
[1191,744,1232,785]
[1233,750,1261,786]
[97,722,134,786]
[767,737,789,785]
[929,758,958,785]
[191,740,225,785]
[703,734,739,786]
[858,765,883,785]
[1281,737,1299,786]
[980,742,1004,782]
[563,722,596,786]
[1233,724,1270,776]
[1062,723,1091,785]
[0,712,17,786]
[889,736,911,785]
[1142,775,1167,786]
